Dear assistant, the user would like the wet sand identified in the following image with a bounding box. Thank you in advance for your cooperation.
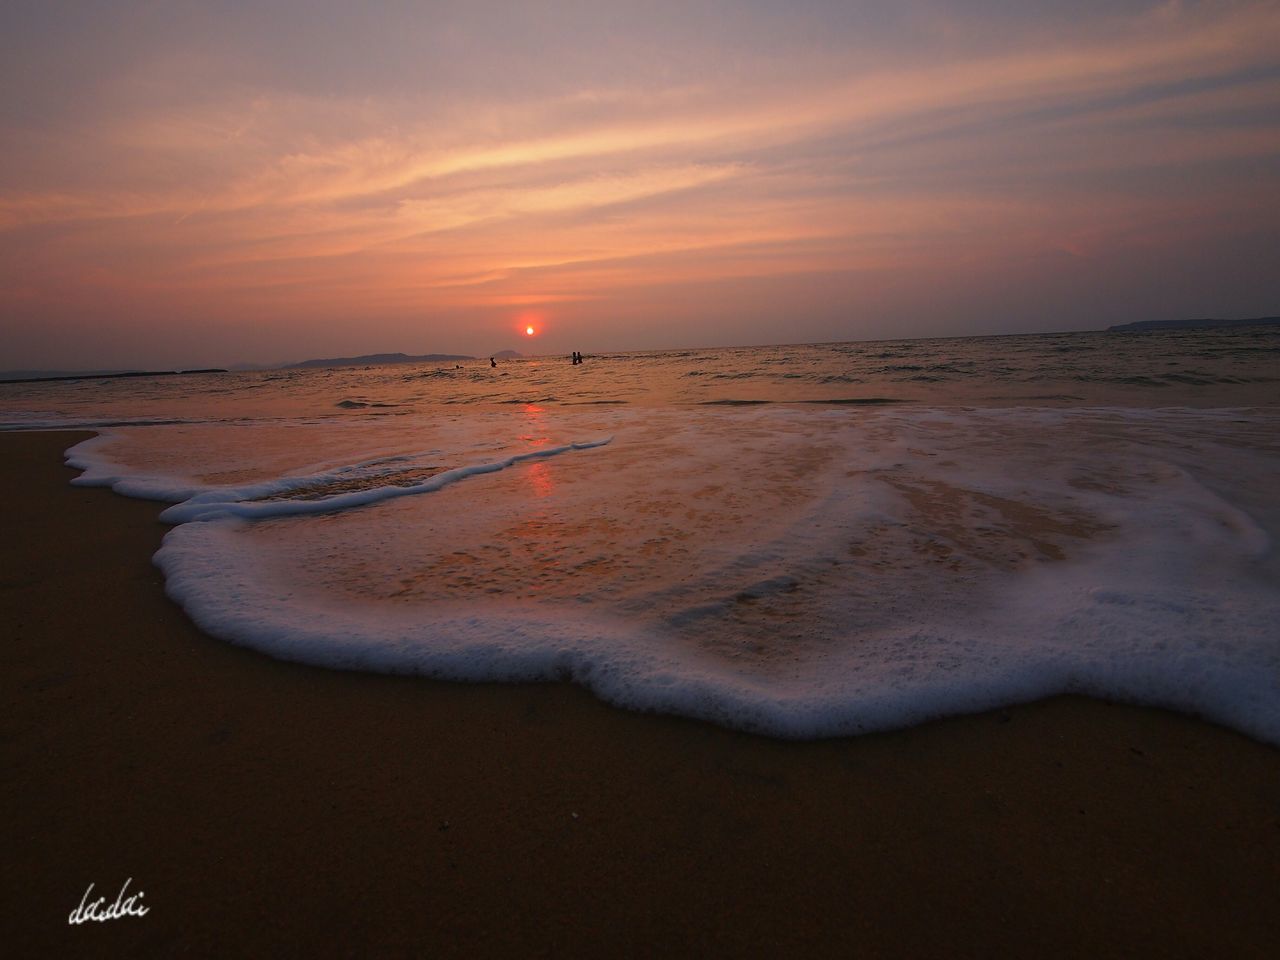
[4,430,1279,958]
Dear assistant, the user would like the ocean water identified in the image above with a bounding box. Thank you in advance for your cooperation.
[4,327,1279,740]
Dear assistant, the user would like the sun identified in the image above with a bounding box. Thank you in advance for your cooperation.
[516,311,543,338]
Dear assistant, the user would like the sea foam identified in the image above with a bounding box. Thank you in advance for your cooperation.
[65,404,1280,742]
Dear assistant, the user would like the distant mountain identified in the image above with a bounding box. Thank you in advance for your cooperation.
[1107,316,1279,333]
[0,368,138,382]
[287,352,475,369]
[492,349,523,359]
[0,368,226,384]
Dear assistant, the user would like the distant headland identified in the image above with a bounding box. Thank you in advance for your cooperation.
[287,351,475,369]
[0,351,528,383]
[0,368,227,385]
[1107,316,1279,333]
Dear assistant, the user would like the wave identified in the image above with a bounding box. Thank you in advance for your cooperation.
[56,405,1280,743]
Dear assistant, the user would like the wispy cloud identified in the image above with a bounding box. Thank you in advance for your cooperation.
[2,1,1278,365]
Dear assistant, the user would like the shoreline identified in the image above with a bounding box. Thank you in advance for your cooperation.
[5,430,1279,956]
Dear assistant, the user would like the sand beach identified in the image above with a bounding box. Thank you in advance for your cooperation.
[5,429,1279,957]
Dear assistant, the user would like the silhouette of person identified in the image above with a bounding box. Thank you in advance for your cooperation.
[490,357,497,368]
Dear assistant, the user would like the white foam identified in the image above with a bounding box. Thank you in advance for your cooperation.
[159,437,612,522]
[66,432,209,502]
[132,405,1280,742]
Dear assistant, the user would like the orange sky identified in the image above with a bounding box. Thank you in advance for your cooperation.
[2,1,1279,368]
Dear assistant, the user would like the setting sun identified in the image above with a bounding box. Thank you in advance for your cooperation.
[525,326,535,336]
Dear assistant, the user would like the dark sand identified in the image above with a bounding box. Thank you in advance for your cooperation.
[4,430,1279,958]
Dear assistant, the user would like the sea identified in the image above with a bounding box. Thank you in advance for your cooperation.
[3,327,1278,741]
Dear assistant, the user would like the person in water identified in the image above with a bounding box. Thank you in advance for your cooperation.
[490,357,497,368]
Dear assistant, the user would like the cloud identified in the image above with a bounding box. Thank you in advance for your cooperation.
[2,1,1278,365]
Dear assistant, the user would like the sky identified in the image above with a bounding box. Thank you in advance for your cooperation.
[1,0,1278,369]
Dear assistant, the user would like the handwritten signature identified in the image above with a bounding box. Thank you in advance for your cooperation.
[68,878,149,924]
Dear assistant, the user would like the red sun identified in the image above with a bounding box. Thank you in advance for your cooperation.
[525,325,535,336]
